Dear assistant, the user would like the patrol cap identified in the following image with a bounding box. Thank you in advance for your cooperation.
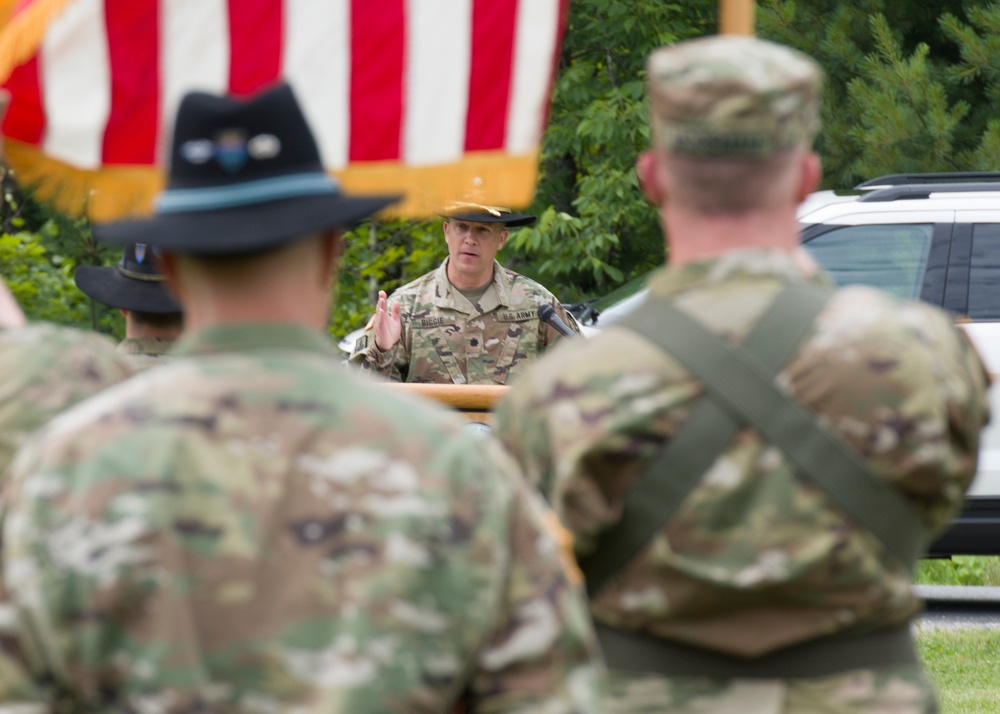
[646,35,822,158]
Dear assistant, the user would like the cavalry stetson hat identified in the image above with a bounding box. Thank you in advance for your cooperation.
[74,243,181,313]
[440,202,536,228]
[96,83,401,254]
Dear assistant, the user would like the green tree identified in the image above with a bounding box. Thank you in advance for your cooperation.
[0,166,120,335]
[757,0,1000,187]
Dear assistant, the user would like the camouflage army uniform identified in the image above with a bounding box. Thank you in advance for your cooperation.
[494,250,991,713]
[0,322,135,474]
[117,335,175,369]
[350,259,579,384]
[0,323,604,712]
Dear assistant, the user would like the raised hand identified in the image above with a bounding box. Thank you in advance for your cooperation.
[373,290,402,352]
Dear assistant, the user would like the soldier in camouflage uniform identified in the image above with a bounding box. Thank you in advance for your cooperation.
[0,82,603,712]
[0,276,135,475]
[493,35,991,713]
[349,204,580,384]
[75,242,184,368]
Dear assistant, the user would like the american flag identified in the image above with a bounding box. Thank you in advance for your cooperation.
[0,0,568,220]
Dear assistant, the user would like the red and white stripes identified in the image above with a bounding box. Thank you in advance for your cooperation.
[2,0,567,173]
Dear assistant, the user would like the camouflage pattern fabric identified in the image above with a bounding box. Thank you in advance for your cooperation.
[0,323,604,712]
[117,336,176,369]
[493,249,991,713]
[603,666,937,713]
[646,35,822,158]
[0,322,135,475]
[349,259,580,385]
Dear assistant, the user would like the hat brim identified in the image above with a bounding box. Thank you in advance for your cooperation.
[74,265,182,314]
[95,192,402,255]
[441,210,536,227]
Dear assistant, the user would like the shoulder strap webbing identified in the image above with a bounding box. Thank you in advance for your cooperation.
[579,285,831,595]
[585,285,927,594]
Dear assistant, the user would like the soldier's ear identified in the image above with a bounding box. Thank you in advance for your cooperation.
[636,151,664,205]
[498,229,509,250]
[796,150,822,205]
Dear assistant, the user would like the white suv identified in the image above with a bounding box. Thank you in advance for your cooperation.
[575,172,1000,556]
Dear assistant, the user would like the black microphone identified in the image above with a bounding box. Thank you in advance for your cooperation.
[538,304,576,338]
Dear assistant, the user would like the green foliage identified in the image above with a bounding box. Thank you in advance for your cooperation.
[0,166,120,336]
[758,0,1000,186]
[916,556,1000,586]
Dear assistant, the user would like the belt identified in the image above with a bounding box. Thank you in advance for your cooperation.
[596,622,918,679]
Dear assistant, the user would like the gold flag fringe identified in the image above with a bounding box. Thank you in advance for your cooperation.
[0,0,79,84]
[3,140,541,222]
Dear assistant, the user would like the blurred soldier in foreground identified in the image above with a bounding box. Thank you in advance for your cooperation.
[494,35,990,713]
[74,242,183,367]
[0,92,134,474]
[350,202,580,384]
[0,83,603,711]
[0,276,134,475]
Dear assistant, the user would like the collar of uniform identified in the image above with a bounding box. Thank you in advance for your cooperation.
[434,259,513,311]
[172,323,334,357]
[117,336,175,356]
[648,248,833,297]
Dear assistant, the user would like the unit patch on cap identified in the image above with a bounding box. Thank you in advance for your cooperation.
[180,131,283,173]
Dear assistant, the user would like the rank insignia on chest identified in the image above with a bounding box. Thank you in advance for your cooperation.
[497,310,535,322]
[414,317,452,329]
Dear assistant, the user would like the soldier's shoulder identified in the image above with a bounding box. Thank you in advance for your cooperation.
[0,322,135,389]
[2,321,120,354]
[814,285,988,398]
[823,285,969,351]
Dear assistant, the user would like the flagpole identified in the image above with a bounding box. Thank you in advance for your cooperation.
[719,0,754,35]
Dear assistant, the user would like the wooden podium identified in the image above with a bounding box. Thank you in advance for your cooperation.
[391,383,508,424]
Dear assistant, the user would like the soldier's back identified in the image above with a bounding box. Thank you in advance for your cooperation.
[1,326,602,712]
[494,251,990,713]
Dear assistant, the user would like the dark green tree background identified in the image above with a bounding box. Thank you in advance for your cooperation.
[4,0,1000,337]
[757,0,1000,186]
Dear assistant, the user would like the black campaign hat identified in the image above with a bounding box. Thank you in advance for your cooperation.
[95,83,401,255]
[74,243,181,314]
[441,202,536,227]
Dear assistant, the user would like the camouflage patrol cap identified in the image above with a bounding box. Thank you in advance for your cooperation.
[646,35,822,158]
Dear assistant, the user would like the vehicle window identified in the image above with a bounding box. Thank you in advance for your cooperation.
[967,224,1000,320]
[802,224,933,299]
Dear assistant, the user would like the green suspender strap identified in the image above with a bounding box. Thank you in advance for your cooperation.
[578,284,928,599]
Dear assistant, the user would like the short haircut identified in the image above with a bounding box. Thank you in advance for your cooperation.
[663,148,803,216]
